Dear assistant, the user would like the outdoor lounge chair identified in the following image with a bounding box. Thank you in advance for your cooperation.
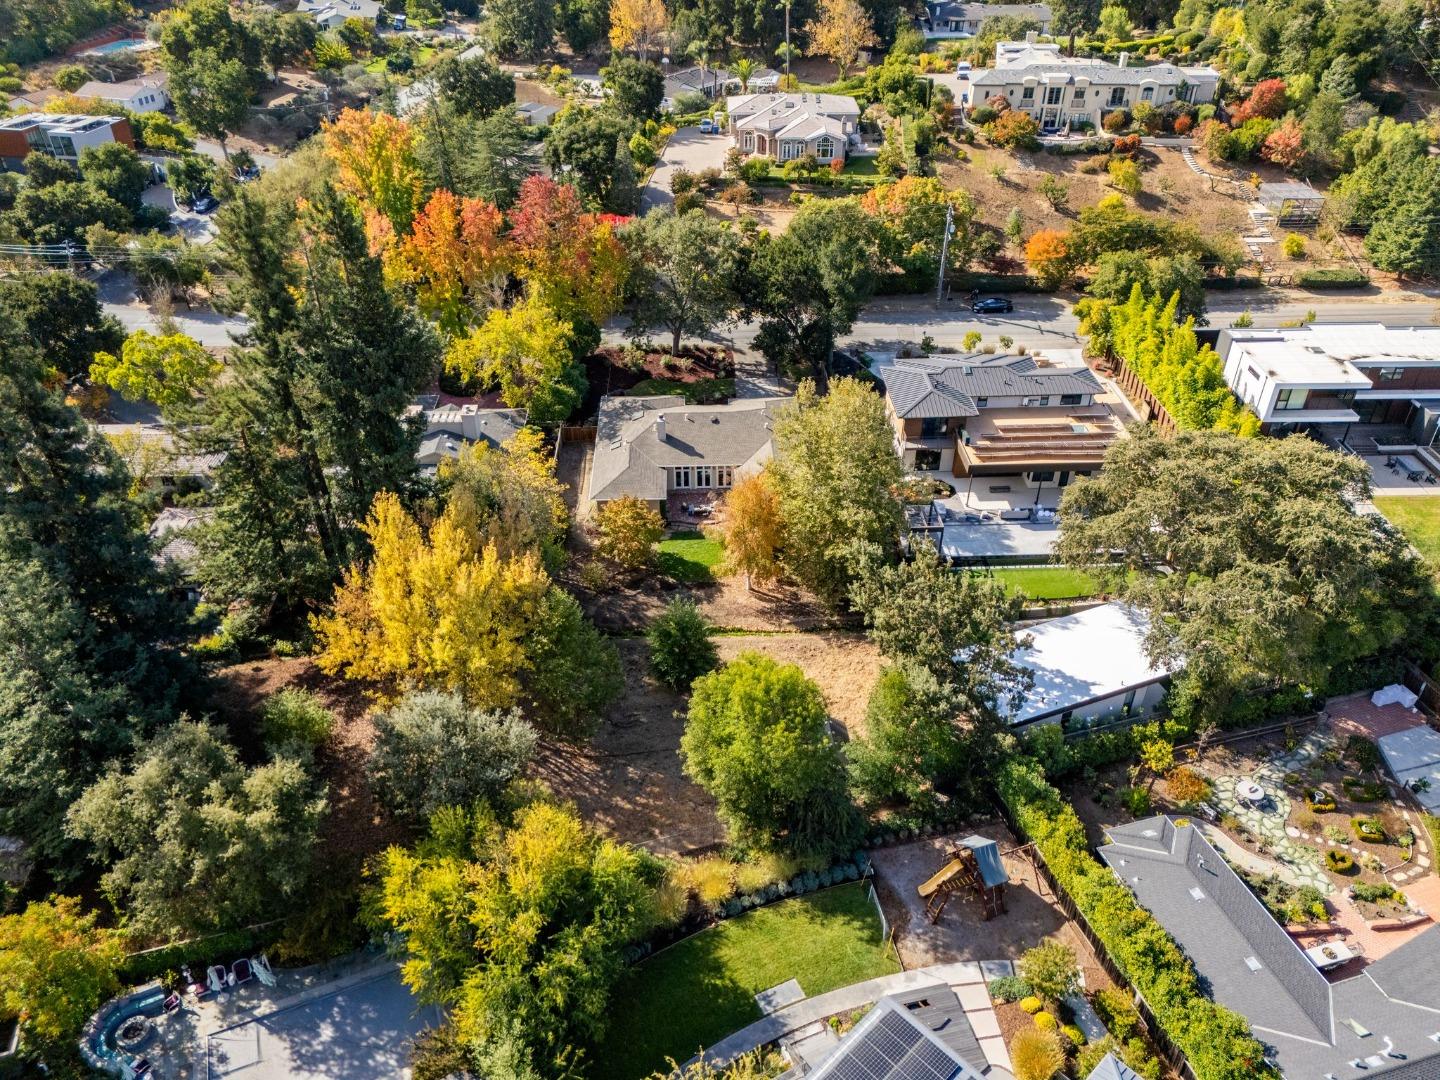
[252,954,277,988]
[162,992,182,1015]
[206,965,227,994]
[230,958,253,986]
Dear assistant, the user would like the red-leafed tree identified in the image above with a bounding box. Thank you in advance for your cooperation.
[508,175,628,326]
[1261,117,1307,172]
[391,190,510,336]
[1231,78,1287,123]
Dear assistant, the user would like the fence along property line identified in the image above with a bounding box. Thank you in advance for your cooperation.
[991,795,1200,1080]
[1106,354,1179,435]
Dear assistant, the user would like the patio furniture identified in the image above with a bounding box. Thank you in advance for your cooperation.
[252,954,277,988]
[1236,780,1265,804]
[230,957,253,986]
[205,965,227,994]
[162,992,182,1015]
[1304,940,1355,971]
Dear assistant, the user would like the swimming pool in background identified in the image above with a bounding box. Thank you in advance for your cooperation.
[84,38,149,55]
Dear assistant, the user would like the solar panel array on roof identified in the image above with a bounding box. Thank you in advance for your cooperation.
[821,1008,965,1080]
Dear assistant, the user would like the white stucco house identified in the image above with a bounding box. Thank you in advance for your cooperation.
[1005,602,1177,731]
[726,92,861,164]
[961,43,1219,133]
[74,73,170,114]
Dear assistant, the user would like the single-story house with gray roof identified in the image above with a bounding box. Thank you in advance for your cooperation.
[587,395,784,513]
[920,1,1052,38]
[412,403,527,475]
[1099,815,1440,1078]
[727,92,861,164]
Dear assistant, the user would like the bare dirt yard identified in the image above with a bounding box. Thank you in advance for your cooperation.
[210,658,409,862]
[572,568,851,633]
[869,828,1101,973]
[529,633,883,855]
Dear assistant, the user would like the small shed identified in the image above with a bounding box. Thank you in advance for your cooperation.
[1258,181,1325,226]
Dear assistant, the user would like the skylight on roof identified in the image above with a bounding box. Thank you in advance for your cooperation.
[1188,886,1206,901]
[1141,828,1158,838]
[1244,956,1263,972]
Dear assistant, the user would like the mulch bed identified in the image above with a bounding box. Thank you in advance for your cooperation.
[578,346,734,418]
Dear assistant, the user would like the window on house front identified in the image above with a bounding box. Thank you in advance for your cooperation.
[1072,89,1086,104]
[1022,396,1051,407]
[780,140,800,160]
[816,136,835,159]
[674,466,691,488]
[915,448,942,471]
[1377,367,1404,381]
[742,132,754,151]
[1275,387,1308,410]
[1108,87,1125,107]
[920,417,946,437]
[1060,393,1083,405]
[1141,86,1155,101]
[717,466,733,487]
[1045,86,1063,105]
[1021,86,1035,102]
[695,466,714,488]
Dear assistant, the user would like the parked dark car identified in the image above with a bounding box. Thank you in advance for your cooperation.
[191,195,219,214]
[971,296,1013,314]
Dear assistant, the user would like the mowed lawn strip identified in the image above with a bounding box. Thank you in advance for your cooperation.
[595,882,898,1079]
[658,530,725,583]
[1374,496,1440,567]
[977,566,1104,600]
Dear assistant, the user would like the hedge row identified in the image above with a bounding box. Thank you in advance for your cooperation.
[1296,268,1369,288]
[996,758,1277,1080]
[118,923,284,985]
[1201,275,1262,290]
[951,272,1049,293]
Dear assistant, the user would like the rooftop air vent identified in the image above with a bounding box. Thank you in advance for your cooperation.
[1244,956,1263,972]
[1189,887,1206,901]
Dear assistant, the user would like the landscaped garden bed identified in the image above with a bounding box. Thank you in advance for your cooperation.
[580,345,735,415]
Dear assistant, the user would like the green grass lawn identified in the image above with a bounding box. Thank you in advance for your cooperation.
[595,883,898,1079]
[658,531,724,583]
[1374,496,1440,567]
[974,566,1105,601]
[628,376,735,404]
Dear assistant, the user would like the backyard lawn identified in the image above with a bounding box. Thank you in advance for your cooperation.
[1374,496,1440,567]
[628,376,736,403]
[595,882,898,1079]
[658,531,724,583]
[976,566,1105,600]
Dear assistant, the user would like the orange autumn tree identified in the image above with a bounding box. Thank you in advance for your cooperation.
[715,471,783,589]
[323,108,426,236]
[390,190,510,336]
[1025,229,1071,289]
[508,175,628,326]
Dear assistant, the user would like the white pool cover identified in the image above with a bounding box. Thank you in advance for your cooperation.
[1377,725,1440,813]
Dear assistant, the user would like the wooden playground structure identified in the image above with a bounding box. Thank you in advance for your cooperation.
[917,835,1013,924]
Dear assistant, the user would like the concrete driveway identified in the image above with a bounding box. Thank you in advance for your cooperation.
[641,126,730,213]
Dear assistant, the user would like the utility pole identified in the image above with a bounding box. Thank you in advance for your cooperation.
[936,202,954,307]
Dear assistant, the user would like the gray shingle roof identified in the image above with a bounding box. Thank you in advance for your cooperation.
[872,354,1102,419]
[1086,1053,1141,1080]
[1099,817,1440,1079]
[927,2,1053,22]
[589,395,783,503]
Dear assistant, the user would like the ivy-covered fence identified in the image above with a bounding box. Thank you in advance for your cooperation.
[995,758,1277,1080]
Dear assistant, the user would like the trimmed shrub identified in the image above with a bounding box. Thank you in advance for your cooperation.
[1325,849,1354,872]
[647,597,718,690]
[1034,1011,1059,1030]
[1103,109,1130,133]
[1020,995,1044,1014]
[998,758,1273,1080]
[1307,790,1337,812]
[988,975,1033,1002]
[1296,268,1368,288]
[1062,1023,1087,1046]
[1353,819,1386,843]
[260,688,333,749]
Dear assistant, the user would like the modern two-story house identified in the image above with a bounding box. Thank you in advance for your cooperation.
[1218,325,1440,446]
[0,112,134,171]
[871,351,1127,491]
[960,44,1219,133]
[726,92,861,164]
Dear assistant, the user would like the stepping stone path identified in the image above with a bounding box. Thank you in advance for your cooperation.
[1181,147,1205,174]
[1210,729,1337,894]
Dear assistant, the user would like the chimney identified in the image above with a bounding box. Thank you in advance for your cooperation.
[1118,51,1130,68]
[1025,29,1037,43]
[655,414,667,441]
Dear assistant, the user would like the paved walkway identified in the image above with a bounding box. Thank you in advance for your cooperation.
[1209,729,1334,893]
[690,962,1016,1076]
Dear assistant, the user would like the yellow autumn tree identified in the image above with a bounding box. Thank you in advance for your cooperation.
[716,471,783,589]
[444,293,581,424]
[438,428,568,559]
[803,0,878,79]
[312,490,549,707]
[608,0,668,59]
[323,108,426,235]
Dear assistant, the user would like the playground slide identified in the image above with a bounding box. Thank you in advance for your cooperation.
[917,858,965,899]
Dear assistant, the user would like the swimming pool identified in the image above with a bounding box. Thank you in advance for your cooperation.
[85,38,148,55]
[80,986,165,1074]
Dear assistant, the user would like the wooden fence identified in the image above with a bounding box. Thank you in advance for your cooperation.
[1108,354,1179,435]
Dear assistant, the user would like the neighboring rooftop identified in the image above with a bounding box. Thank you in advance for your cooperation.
[974,47,1218,83]
[74,73,169,99]
[1098,816,1440,1079]
[0,112,125,134]
[925,1,1053,24]
[871,353,1104,419]
[809,993,987,1080]
[1220,325,1440,379]
[590,395,783,503]
[1005,603,1175,726]
[1085,1053,1141,1080]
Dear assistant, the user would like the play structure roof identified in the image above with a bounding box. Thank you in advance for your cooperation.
[960,836,1008,889]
